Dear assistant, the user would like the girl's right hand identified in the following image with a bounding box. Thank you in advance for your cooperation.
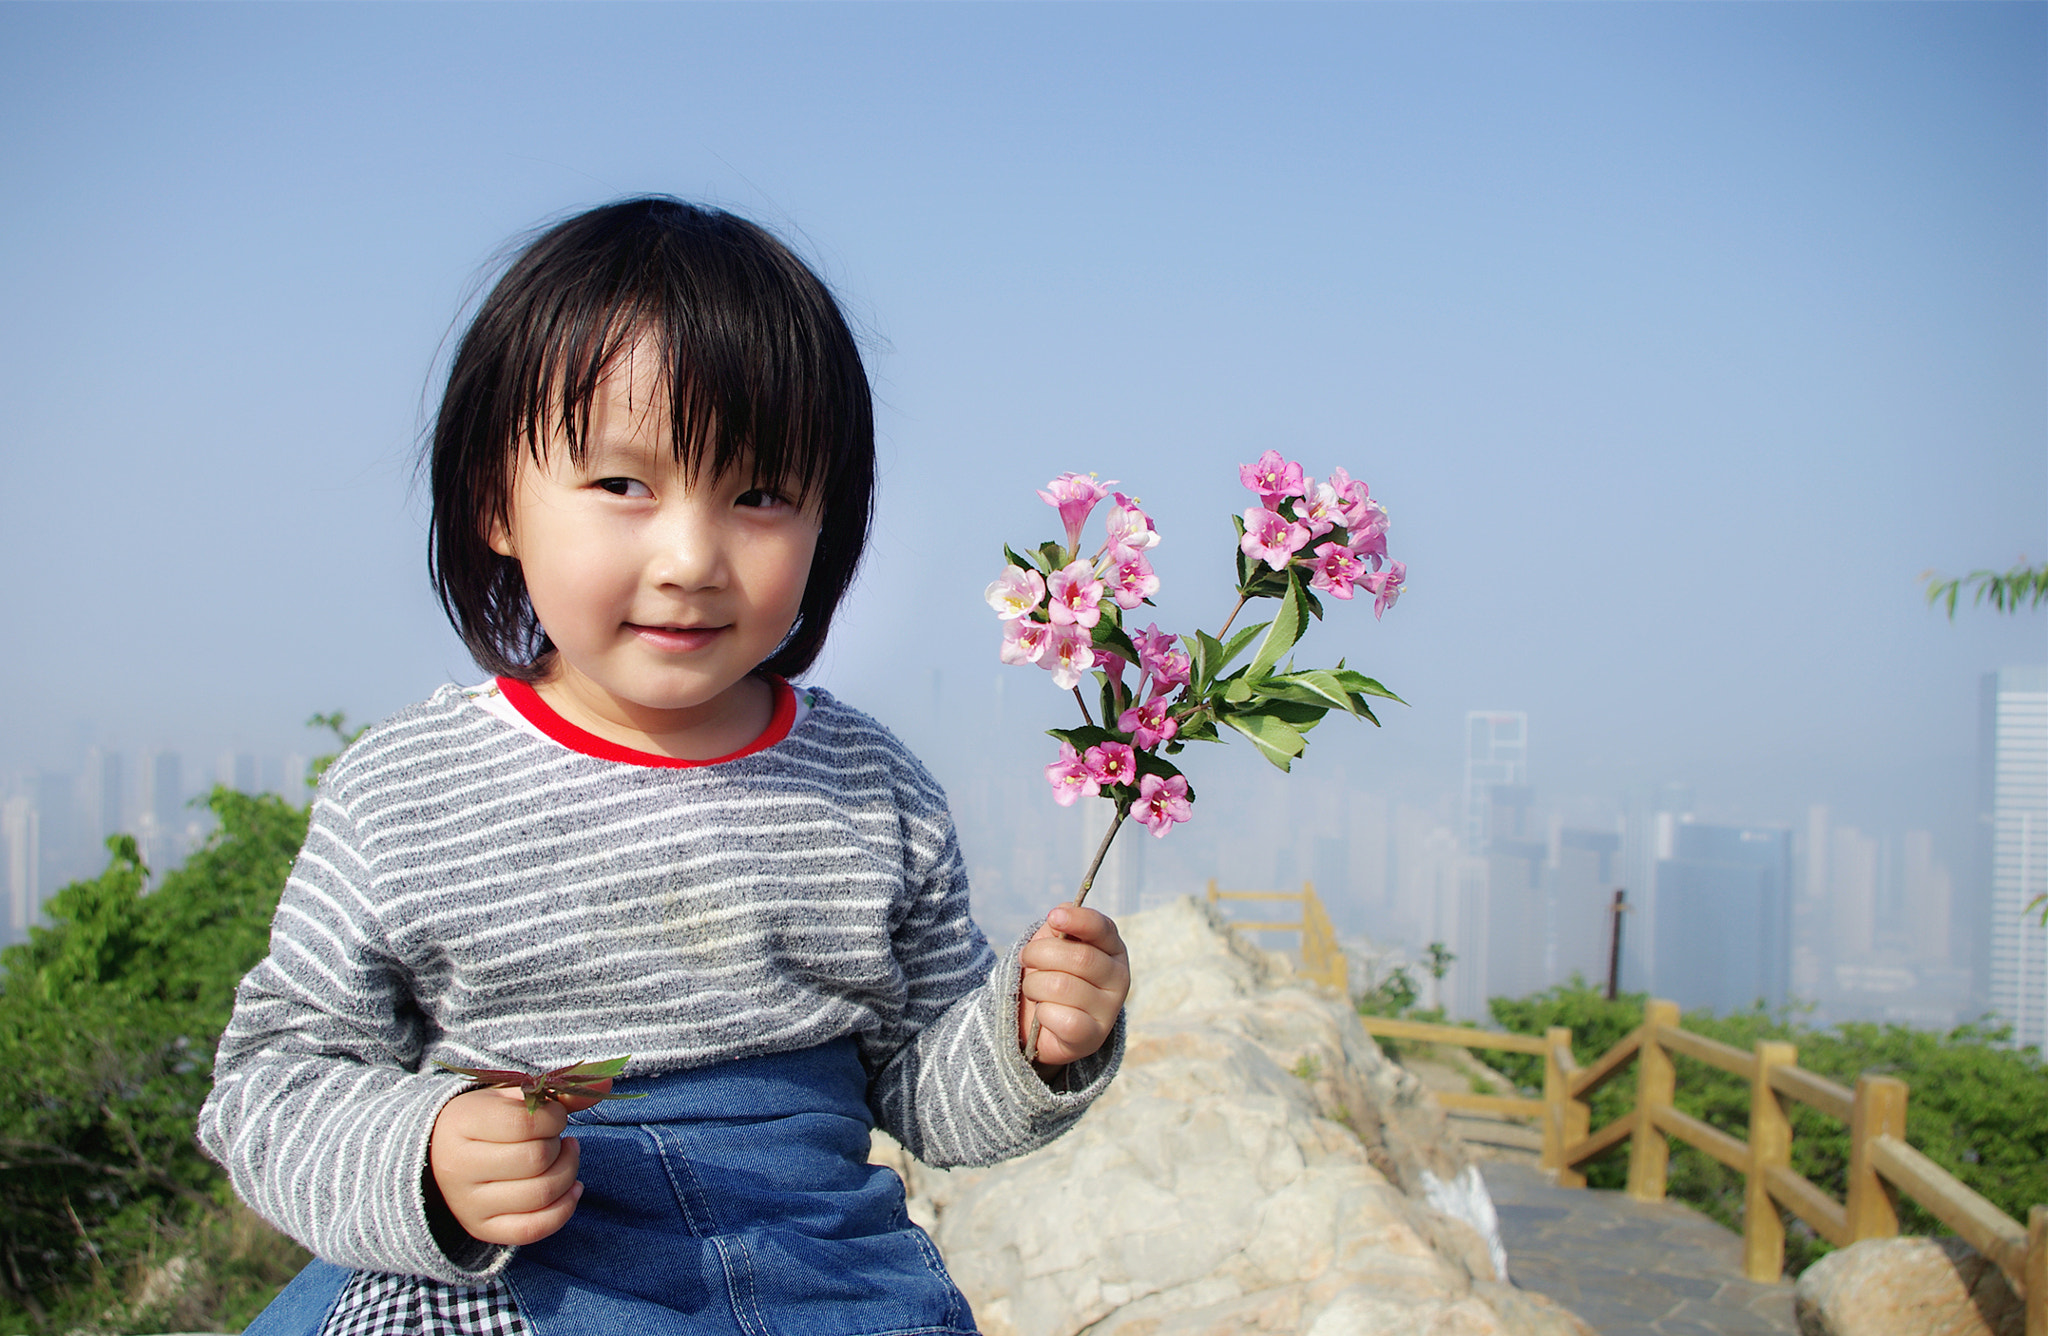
[428,1081,611,1247]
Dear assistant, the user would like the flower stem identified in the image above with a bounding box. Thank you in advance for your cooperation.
[1024,801,1129,1065]
[1072,685,1095,728]
[1073,802,1129,909]
[1215,591,1252,641]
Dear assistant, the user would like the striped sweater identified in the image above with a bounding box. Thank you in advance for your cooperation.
[197,680,1121,1285]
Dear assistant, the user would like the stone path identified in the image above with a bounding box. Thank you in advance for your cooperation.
[1482,1160,1799,1336]
[1395,1045,1799,1335]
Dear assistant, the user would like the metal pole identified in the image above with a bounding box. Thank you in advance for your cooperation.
[1606,888,1628,1002]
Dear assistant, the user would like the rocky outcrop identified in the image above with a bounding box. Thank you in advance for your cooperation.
[874,896,1594,1335]
[1794,1236,2024,1336]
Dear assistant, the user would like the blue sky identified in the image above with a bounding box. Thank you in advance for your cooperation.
[1,3,2041,872]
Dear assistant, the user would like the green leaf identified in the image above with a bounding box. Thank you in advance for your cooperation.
[1220,674,1254,703]
[1048,724,1119,751]
[1038,539,1066,571]
[1185,631,1215,691]
[1331,668,1406,704]
[1239,696,1328,729]
[1217,620,1267,676]
[545,1055,632,1082]
[1262,669,1358,715]
[1220,710,1306,771]
[1004,543,1050,576]
[1246,569,1307,681]
[1091,616,1139,667]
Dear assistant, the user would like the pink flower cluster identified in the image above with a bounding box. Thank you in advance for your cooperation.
[989,473,1190,837]
[1238,450,1405,617]
[988,474,1164,690]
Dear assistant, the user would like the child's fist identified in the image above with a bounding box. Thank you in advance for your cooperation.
[1018,905,1130,1073]
[427,1079,611,1247]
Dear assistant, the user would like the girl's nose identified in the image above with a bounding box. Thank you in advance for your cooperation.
[647,506,728,591]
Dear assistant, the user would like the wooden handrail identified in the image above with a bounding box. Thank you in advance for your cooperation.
[1358,1015,1548,1055]
[1768,1063,1854,1124]
[1654,1021,1757,1081]
[1868,1135,2030,1287]
[1566,1027,1640,1099]
[1207,880,1347,993]
[1356,989,2045,1311]
[1765,1163,1850,1247]
[1439,1092,1546,1119]
[1652,1104,1750,1175]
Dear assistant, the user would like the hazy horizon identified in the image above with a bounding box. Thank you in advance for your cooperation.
[3,3,2043,905]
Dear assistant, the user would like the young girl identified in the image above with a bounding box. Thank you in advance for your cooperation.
[198,197,1130,1336]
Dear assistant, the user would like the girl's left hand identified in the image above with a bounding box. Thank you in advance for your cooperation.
[1017,905,1130,1071]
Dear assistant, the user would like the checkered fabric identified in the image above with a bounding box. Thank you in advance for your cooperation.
[321,1270,526,1336]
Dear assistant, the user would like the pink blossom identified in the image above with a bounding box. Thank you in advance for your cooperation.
[1349,509,1389,568]
[1097,646,1128,693]
[1117,697,1180,750]
[1105,553,1160,610]
[1045,742,1100,807]
[1045,560,1105,628]
[1085,742,1137,788]
[1000,617,1051,665]
[1134,772,1193,838]
[1103,493,1160,561]
[1295,481,1342,539]
[1238,450,1305,509]
[1240,506,1311,571]
[1325,467,1378,533]
[1305,540,1367,600]
[1359,560,1406,619]
[1130,623,1191,692]
[1041,623,1096,689]
[984,565,1046,620]
[1037,472,1116,555]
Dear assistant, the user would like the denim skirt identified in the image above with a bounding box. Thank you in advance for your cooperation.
[245,1040,978,1336]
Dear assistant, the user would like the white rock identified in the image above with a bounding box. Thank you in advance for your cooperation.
[877,896,1593,1336]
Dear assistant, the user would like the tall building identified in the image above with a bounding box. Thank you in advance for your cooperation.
[1462,713,1527,852]
[1982,667,2048,1049]
[1653,821,1793,1015]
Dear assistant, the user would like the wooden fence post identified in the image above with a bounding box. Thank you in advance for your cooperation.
[1744,1040,1797,1282]
[1627,999,1680,1203]
[2025,1204,2043,1336]
[1846,1074,1907,1240]
[1541,1026,1569,1174]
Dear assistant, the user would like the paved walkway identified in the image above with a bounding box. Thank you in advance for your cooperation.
[1397,1047,1799,1336]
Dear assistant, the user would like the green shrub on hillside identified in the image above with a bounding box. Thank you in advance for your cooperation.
[1483,979,2048,1276]
[0,790,311,1333]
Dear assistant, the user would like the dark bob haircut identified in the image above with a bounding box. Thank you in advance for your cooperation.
[428,196,874,682]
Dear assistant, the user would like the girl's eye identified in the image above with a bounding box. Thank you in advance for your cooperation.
[735,487,791,510]
[596,478,652,498]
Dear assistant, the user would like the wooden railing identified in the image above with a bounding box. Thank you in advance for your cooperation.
[1359,1001,2047,1332]
[1206,880,1346,993]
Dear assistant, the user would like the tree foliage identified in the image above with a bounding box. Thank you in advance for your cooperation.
[1483,979,2048,1275]
[1922,559,2048,617]
[0,789,312,1332]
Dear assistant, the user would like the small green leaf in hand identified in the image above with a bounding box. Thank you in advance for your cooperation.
[433,1054,648,1113]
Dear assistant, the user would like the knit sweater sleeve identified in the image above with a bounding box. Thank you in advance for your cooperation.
[195,787,506,1284]
[863,765,1124,1167]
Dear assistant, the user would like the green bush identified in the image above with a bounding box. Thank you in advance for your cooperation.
[1483,978,2048,1275]
[0,789,312,1332]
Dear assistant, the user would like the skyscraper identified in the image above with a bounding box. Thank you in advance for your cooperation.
[1653,821,1793,1015]
[1982,667,2048,1049]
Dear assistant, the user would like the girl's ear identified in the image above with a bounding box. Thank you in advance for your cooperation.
[486,511,517,559]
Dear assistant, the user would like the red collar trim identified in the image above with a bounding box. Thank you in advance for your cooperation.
[493,676,798,769]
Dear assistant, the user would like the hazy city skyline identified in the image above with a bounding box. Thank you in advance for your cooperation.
[2,8,2042,1022]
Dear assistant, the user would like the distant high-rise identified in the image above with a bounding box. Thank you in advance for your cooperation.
[1653,821,1793,1015]
[1462,713,1527,852]
[1982,667,2048,1049]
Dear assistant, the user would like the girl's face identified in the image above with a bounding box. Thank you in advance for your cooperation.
[488,340,820,758]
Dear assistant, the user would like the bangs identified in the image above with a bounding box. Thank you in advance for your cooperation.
[494,211,865,512]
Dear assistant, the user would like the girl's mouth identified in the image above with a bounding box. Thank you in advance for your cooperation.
[630,623,725,652]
